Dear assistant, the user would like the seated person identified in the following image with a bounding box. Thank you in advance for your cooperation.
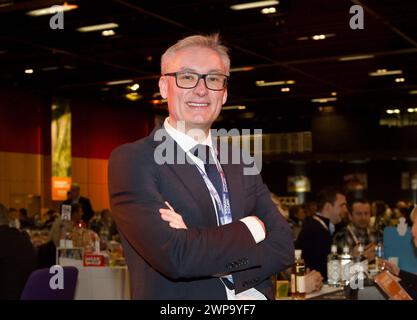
[0,203,36,299]
[333,198,377,260]
[47,203,99,255]
[382,206,417,300]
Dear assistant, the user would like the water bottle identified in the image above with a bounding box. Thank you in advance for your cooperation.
[375,242,384,272]
[327,244,341,287]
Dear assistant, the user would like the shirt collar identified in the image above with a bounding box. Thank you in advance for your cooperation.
[163,117,213,152]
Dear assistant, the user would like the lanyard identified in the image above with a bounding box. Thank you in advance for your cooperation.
[193,148,232,226]
[347,225,360,246]
[313,215,329,232]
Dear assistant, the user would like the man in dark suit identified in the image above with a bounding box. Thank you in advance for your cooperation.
[108,34,294,300]
[296,187,348,279]
[63,183,94,223]
[0,203,36,299]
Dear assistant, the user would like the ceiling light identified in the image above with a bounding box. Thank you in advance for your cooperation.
[338,54,375,61]
[129,83,140,91]
[311,97,337,103]
[106,79,133,85]
[223,105,246,110]
[386,109,401,114]
[318,106,335,113]
[102,30,116,37]
[230,66,254,72]
[331,92,337,96]
[312,34,326,40]
[407,108,417,113]
[369,69,403,76]
[41,66,59,71]
[297,33,335,41]
[77,23,119,33]
[281,87,290,92]
[0,1,13,8]
[26,4,78,17]
[395,77,405,83]
[230,1,279,10]
[125,93,141,101]
[261,7,276,14]
[409,90,417,95]
[256,80,295,86]
[24,69,34,74]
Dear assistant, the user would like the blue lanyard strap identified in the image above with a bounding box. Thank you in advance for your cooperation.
[194,149,232,226]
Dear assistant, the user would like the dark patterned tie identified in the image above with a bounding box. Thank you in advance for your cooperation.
[192,144,223,202]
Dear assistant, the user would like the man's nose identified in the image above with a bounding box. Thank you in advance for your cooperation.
[193,78,209,95]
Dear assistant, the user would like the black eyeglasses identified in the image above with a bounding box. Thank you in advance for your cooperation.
[164,71,229,91]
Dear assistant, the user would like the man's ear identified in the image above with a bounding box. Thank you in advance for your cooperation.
[222,89,228,105]
[159,76,167,99]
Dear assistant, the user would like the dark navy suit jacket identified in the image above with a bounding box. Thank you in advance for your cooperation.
[108,126,293,299]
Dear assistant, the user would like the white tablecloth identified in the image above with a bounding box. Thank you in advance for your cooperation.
[60,258,130,300]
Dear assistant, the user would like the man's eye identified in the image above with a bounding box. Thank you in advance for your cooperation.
[179,74,196,81]
[207,76,221,82]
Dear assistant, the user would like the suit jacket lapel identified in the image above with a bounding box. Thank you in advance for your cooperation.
[150,125,218,227]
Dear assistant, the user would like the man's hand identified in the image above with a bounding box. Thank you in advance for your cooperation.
[364,243,376,261]
[305,269,324,293]
[159,201,187,229]
[381,259,400,276]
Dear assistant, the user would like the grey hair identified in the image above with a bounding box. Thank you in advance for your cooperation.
[0,202,9,226]
[161,33,230,74]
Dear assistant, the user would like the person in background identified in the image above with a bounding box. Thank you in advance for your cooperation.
[296,187,348,278]
[63,183,95,224]
[42,209,59,230]
[49,203,84,248]
[19,208,34,229]
[370,200,390,239]
[382,206,417,299]
[7,207,20,229]
[0,203,36,299]
[288,205,306,239]
[90,209,119,248]
[333,198,377,260]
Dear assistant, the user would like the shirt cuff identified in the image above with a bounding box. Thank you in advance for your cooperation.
[240,217,266,244]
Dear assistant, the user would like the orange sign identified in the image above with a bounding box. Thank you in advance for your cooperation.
[52,177,72,201]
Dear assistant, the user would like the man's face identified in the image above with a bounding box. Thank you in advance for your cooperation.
[350,202,371,230]
[159,46,228,133]
[71,186,80,200]
[329,193,347,224]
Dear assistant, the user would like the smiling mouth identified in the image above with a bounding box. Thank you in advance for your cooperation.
[187,102,209,108]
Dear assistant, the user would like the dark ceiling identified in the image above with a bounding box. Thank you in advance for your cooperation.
[1,0,417,130]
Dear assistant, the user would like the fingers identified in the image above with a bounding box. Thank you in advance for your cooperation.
[159,209,182,224]
[165,201,175,211]
[159,203,187,229]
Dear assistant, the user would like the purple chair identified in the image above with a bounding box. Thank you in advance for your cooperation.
[20,266,79,300]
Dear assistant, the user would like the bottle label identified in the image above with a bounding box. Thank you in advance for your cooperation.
[341,261,351,281]
[297,276,306,293]
[291,274,296,293]
[327,260,341,282]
